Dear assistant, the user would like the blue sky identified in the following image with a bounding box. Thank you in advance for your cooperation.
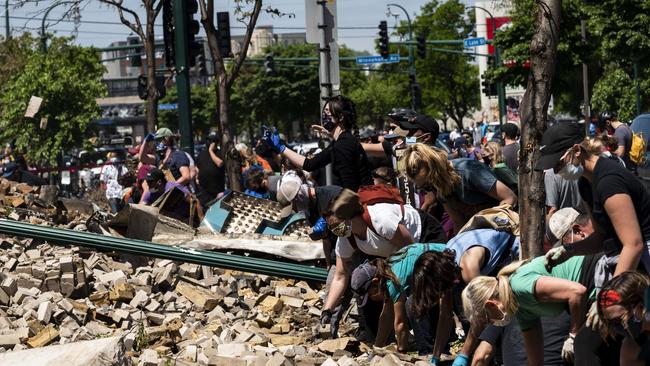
[2,0,469,52]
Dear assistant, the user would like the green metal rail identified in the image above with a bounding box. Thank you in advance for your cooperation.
[0,219,328,283]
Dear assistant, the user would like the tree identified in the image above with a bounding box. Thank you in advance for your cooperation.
[0,36,106,164]
[158,84,217,137]
[98,0,163,133]
[0,34,34,91]
[349,73,409,129]
[591,64,638,121]
[518,0,562,259]
[197,0,266,191]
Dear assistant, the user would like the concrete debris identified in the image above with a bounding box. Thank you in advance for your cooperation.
[0,179,429,365]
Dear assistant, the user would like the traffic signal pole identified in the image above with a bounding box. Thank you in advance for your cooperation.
[387,3,418,111]
[173,0,194,157]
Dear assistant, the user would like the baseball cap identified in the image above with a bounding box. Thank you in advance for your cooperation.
[315,185,343,216]
[2,162,18,178]
[399,114,440,138]
[276,172,303,206]
[145,168,166,184]
[546,207,580,246]
[453,136,469,149]
[154,127,173,140]
[535,122,584,171]
[350,261,377,307]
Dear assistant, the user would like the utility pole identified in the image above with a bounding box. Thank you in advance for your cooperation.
[173,0,195,157]
[316,0,337,185]
[5,0,9,39]
[581,19,590,135]
[387,3,418,111]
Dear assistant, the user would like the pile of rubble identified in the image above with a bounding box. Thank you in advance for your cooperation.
[0,236,433,366]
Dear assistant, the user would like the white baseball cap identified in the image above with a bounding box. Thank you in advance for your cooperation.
[547,207,580,246]
[276,172,303,207]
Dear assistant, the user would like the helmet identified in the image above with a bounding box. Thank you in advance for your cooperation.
[387,108,417,122]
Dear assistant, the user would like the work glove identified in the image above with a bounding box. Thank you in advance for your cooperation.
[309,217,327,240]
[544,245,571,272]
[320,308,332,327]
[262,125,286,153]
[455,326,466,340]
[586,301,601,330]
[561,333,575,363]
[144,133,155,142]
[452,354,469,366]
[430,356,440,365]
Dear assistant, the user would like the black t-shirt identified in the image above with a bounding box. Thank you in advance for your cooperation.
[196,148,225,195]
[578,157,650,252]
[302,131,372,191]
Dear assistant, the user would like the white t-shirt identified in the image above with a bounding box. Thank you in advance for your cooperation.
[335,203,422,259]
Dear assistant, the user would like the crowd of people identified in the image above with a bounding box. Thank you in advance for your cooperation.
[0,92,648,365]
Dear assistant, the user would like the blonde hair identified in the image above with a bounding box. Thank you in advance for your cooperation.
[483,141,505,167]
[403,143,461,198]
[461,260,527,326]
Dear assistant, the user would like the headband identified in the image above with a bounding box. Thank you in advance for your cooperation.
[598,290,622,307]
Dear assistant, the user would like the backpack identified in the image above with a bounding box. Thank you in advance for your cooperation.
[357,184,405,237]
[629,129,646,166]
[457,203,520,236]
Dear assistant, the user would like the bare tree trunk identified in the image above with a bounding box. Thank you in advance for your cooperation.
[218,78,242,191]
[518,0,562,259]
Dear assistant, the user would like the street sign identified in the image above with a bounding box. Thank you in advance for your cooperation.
[305,0,337,44]
[463,37,486,48]
[158,103,178,111]
[356,54,400,65]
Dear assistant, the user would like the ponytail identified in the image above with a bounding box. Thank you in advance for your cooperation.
[372,258,400,290]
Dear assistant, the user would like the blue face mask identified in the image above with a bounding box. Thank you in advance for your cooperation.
[558,163,584,181]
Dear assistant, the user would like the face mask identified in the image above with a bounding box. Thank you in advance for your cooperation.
[483,156,492,166]
[489,307,513,327]
[558,163,584,181]
[322,112,336,133]
[110,157,118,163]
[331,220,352,238]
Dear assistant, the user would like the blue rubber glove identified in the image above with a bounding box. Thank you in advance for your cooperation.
[144,133,155,142]
[452,353,469,366]
[430,356,440,365]
[311,217,326,235]
[262,125,285,153]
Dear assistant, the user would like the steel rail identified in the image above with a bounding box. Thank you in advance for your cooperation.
[0,219,328,283]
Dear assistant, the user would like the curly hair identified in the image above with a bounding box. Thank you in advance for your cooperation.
[409,249,461,318]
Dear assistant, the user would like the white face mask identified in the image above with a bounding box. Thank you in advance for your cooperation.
[557,163,584,181]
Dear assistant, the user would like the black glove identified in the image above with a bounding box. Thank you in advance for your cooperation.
[320,309,332,326]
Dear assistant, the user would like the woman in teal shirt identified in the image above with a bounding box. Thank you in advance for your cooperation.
[350,243,459,357]
[462,255,598,366]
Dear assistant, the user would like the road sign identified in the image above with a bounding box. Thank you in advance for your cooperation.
[463,37,486,48]
[305,0,337,44]
[158,103,178,111]
[356,54,400,65]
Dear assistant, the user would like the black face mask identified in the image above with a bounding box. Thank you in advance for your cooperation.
[322,112,336,132]
[483,156,492,166]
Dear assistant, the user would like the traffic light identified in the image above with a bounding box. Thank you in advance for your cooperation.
[156,76,166,99]
[481,77,497,96]
[409,74,422,110]
[185,0,201,67]
[162,0,175,68]
[196,53,207,76]
[264,53,275,76]
[127,36,142,68]
[137,75,148,100]
[378,20,389,59]
[216,11,232,58]
[416,35,426,59]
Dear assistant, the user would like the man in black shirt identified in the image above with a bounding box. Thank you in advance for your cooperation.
[196,134,225,208]
[3,162,46,186]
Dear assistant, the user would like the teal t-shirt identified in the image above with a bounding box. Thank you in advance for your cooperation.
[386,243,446,303]
[509,255,584,330]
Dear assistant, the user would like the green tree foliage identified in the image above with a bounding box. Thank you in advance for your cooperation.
[399,0,480,129]
[591,65,637,121]
[0,36,106,164]
[0,34,34,91]
[158,84,217,138]
[492,0,650,116]
[349,73,409,129]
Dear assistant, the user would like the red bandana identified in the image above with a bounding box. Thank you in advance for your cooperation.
[598,290,622,307]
